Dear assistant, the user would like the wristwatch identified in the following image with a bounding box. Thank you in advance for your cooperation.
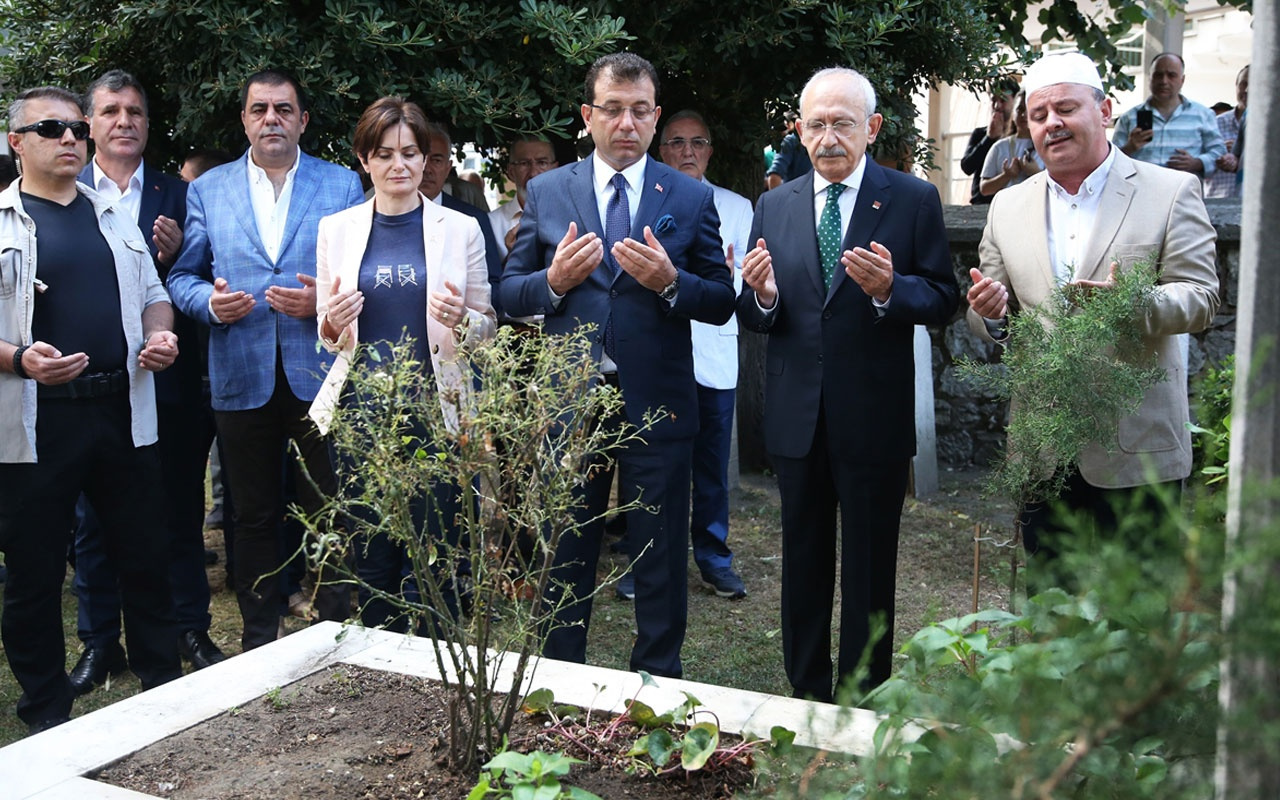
[658,274,680,302]
[13,344,31,379]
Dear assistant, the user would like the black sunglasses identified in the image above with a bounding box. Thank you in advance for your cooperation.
[13,119,91,140]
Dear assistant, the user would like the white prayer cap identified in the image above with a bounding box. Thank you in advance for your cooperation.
[1022,52,1104,97]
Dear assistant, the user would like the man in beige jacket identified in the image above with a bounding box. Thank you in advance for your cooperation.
[966,52,1220,559]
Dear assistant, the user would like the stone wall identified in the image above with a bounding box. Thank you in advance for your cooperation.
[932,199,1242,468]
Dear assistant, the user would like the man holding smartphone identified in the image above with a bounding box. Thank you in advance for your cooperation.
[1112,53,1225,182]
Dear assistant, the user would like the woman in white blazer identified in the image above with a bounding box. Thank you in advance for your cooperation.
[310,97,495,632]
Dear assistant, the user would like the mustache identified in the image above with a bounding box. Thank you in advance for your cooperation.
[814,145,848,158]
[1043,130,1072,144]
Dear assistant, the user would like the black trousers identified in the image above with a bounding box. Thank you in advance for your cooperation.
[542,399,693,679]
[772,407,910,703]
[1021,469,1183,564]
[213,370,348,651]
[0,392,180,728]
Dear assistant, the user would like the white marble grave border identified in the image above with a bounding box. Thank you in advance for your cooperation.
[0,621,915,799]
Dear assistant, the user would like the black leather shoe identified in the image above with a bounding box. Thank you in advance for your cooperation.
[68,643,128,696]
[28,715,70,735]
[178,630,227,670]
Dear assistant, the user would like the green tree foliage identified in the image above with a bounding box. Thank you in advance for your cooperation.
[959,262,1166,508]
[0,0,1251,189]
[0,0,1003,190]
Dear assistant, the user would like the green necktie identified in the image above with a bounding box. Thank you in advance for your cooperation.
[818,183,846,291]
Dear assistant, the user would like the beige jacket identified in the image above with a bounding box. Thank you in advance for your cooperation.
[970,149,1220,489]
[309,195,495,436]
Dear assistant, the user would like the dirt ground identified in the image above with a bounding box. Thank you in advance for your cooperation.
[86,466,1019,800]
[95,664,752,800]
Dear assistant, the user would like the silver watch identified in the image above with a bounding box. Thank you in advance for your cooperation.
[658,274,680,302]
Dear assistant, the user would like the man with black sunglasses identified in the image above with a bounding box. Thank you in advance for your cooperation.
[0,85,182,734]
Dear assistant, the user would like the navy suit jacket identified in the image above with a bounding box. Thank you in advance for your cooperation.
[440,192,504,318]
[737,158,960,461]
[500,157,735,441]
[167,151,364,411]
[78,161,195,405]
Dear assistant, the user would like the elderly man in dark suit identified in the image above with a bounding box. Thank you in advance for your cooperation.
[69,70,227,695]
[739,66,959,702]
[501,52,735,679]
[167,69,365,651]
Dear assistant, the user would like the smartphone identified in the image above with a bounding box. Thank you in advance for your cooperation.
[1136,109,1154,130]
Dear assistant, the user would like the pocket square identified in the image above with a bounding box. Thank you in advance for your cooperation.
[654,214,677,237]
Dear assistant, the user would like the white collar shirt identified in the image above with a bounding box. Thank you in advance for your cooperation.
[810,154,867,241]
[1045,145,1117,284]
[592,152,645,234]
[92,158,145,224]
[246,147,301,264]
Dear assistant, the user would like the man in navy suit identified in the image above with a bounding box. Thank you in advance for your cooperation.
[501,52,735,678]
[168,69,364,651]
[419,122,504,316]
[68,70,226,695]
[739,67,959,701]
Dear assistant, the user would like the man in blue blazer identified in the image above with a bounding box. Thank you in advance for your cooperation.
[501,52,735,678]
[167,69,364,651]
[69,70,227,694]
[739,67,959,701]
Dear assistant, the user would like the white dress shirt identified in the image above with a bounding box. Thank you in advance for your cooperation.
[247,147,301,263]
[91,158,145,224]
[692,178,752,390]
[1046,145,1117,284]
[488,198,522,261]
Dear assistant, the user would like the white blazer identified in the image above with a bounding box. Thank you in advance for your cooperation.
[309,194,496,436]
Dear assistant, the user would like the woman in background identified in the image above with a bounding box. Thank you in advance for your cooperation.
[979,91,1044,198]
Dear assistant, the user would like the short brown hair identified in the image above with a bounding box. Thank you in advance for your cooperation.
[352,96,430,161]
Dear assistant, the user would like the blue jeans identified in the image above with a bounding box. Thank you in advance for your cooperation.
[690,385,735,573]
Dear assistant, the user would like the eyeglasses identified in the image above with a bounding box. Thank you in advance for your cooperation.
[800,119,863,138]
[510,158,556,170]
[588,104,655,121]
[13,119,91,140]
[661,137,711,151]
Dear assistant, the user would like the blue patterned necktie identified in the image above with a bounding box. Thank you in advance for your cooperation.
[603,172,630,359]
[818,183,845,291]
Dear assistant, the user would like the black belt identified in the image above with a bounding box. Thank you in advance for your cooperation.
[37,369,129,400]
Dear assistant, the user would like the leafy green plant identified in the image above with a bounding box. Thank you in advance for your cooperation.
[1188,354,1234,485]
[959,261,1165,508]
[301,326,654,774]
[263,686,291,711]
[516,671,787,782]
[755,493,1229,799]
[468,750,602,800]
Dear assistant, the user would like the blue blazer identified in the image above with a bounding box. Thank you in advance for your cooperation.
[440,192,504,317]
[78,161,195,405]
[167,151,364,411]
[737,158,960,461]
[500,157,734,440]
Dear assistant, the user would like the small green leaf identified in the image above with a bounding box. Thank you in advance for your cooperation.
[770,725,796,753]
[646,728,676,767]
[627,700,673,729]
[680,722,719,771]
[465,775,491,800]
[522,687,554,713]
